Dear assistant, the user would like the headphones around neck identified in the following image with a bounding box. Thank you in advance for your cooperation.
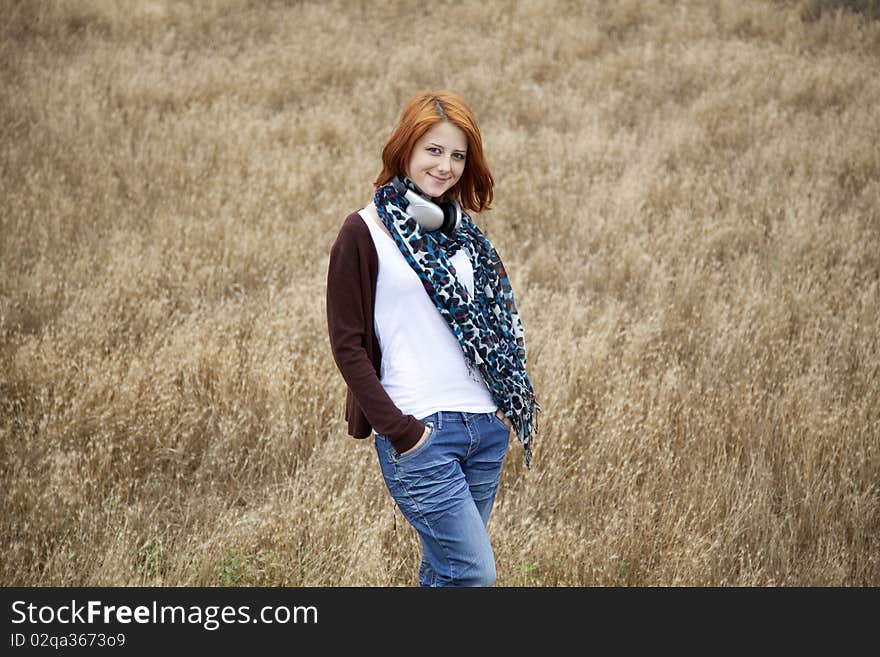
[392,177,462,235]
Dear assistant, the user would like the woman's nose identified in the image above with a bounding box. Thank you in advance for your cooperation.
[437,155,451,173]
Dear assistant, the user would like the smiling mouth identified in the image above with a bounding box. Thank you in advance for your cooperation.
[428,174,450,183]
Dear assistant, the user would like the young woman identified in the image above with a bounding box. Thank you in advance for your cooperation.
[326,90,539,587]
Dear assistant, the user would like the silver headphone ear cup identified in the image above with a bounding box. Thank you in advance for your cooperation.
[391,176,451,232]
[406,190,445,230]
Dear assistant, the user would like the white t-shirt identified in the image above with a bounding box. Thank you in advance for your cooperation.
[359,209,497,421]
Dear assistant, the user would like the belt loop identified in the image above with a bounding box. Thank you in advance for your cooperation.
[436,410,443,430]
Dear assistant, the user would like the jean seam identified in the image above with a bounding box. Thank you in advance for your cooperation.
[463,415,478,461]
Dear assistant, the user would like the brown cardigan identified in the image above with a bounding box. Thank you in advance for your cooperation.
[326,211,425,454]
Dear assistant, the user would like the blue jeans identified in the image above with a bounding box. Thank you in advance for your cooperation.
[374,410,510,587]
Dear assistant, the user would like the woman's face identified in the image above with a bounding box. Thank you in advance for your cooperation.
[405,121,467,199]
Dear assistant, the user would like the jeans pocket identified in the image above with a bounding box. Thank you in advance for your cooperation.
[392,422,436,463]
[490,412,510,431]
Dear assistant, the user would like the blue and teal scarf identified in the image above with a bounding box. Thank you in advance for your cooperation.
[374,178,540,467]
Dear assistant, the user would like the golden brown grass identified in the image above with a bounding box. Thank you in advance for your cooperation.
[2,0,878,586]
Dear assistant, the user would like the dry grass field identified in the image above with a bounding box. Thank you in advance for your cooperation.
[2,0,878,586]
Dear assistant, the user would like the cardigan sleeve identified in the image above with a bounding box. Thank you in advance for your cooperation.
[326,216,424,453]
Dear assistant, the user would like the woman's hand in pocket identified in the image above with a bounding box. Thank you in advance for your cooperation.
[399,423,431,456]
[495,410,514,431]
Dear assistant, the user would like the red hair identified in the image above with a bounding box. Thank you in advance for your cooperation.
[374,90,494,213]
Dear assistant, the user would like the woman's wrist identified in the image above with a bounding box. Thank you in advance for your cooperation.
[399,423,431,455]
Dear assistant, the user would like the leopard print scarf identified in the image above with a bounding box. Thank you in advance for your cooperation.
[374,178,539,467]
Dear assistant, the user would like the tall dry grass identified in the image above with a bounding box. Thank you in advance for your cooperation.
[1,0,878,586]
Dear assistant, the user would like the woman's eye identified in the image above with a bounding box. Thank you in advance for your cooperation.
[453,153,466,160]
[427,147,441,154]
